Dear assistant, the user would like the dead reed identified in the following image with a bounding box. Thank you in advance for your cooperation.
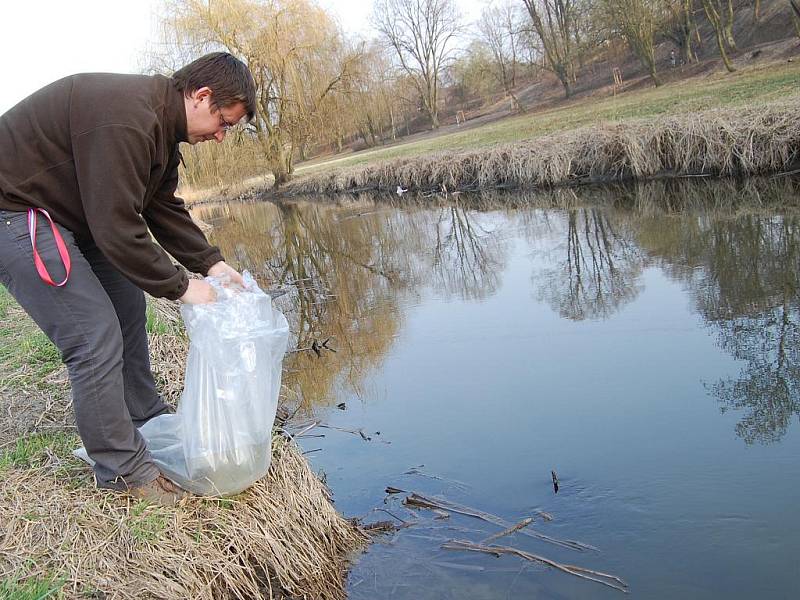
[0,294,367,599]
[0,435,367,599]
[283,98,800,197]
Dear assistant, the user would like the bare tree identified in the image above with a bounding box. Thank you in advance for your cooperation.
[449,41,496,106]
[372,0,462,129]
[521,0,579,98]
[701,0,737,72]
[600,0,662,86]
[661,0,698,64]
[478,1,526,110]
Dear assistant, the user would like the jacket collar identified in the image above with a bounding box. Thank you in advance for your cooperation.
[167,78,188,144]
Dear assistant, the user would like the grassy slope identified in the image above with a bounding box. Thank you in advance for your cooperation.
[294,61,800,177]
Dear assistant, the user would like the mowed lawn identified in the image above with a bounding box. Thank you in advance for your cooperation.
[295,61,800,176]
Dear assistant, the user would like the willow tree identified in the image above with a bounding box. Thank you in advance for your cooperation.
[323,44,408,150]
[372,0,462,129]
[601,0,662,86]
[521,0,579,98]
[165,0,357,186]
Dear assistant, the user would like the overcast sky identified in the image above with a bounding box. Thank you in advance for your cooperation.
[0,0,487,115]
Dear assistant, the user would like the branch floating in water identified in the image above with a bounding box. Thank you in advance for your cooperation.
[442,540,628,594]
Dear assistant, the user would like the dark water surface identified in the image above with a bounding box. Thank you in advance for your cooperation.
[197,179,800,599]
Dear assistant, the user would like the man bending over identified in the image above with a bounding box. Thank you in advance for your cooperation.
[0,52,255,505]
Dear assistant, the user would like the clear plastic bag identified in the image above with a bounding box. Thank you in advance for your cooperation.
[139,271,289,496]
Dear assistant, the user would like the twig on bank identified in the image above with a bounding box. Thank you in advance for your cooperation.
[441,540,628,593]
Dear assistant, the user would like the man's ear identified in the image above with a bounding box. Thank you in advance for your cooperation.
[190,86,213,106]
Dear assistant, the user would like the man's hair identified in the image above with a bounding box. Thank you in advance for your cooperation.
[172,52,257,122]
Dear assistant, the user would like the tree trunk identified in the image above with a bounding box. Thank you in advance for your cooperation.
[682,0,696,62]
[562,78,572,98]
[555,64,572,97]
[647,61,662,86]
[715,28,736,72]
[703,0,736,71]
[793,1,800,38]
[723,0,736,50]
[267,134,291,188]
[298,137,309,162]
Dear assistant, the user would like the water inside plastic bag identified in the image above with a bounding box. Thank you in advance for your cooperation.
[140,271,289,496]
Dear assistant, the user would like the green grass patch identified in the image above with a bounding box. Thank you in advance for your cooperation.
[145,300,183,337]
[0,285,14,319]
[0,286,63,389]
[0,572,65,600]
[145,302,170,335]
[0,432,79,471]
[128,501,169,543]
[296,62,800,175]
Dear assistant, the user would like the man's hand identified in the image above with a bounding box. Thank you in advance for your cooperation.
[179,279,217,304]
[207,261,244,287]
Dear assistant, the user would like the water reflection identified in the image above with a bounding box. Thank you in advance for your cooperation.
[432,202,506,301]
[632,202,800,444]
[192,176,800,442]
[196,201,410,409]
[534,208,644,321]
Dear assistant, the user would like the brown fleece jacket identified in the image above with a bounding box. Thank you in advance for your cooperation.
[0,73,223,300]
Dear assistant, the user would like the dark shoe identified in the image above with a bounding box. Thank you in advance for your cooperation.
[130,474,190,506]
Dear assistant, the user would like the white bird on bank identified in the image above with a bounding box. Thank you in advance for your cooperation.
[396,185,408,196]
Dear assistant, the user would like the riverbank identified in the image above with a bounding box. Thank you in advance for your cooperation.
[0,288,367,599]
[279,96,800,198]
[178,58,800,205]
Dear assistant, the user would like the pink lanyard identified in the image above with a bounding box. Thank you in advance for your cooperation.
[28,208,71,287]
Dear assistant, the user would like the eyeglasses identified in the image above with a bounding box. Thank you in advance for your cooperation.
[219,115,237,131]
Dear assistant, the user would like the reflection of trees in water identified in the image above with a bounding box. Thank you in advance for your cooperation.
[431,202,506,301]
[195,197,510,407]
[709,300,800,444]
[193,178,800,441]
[494,176,800,443]
[534,208,644,320]
[196,200,415,409]
[696,217,800,444]
[632,184,800,444]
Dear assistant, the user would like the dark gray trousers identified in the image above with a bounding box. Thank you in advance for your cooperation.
[0,209,170,489]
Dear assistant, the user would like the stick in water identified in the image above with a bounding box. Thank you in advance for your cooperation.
[442,540,628,594]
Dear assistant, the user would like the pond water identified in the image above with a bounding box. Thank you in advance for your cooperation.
[196,178,800,599]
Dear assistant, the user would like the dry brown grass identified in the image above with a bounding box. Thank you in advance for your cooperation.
[1,292,367,599]
[283,98,800,197]
[0,434,367,599]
